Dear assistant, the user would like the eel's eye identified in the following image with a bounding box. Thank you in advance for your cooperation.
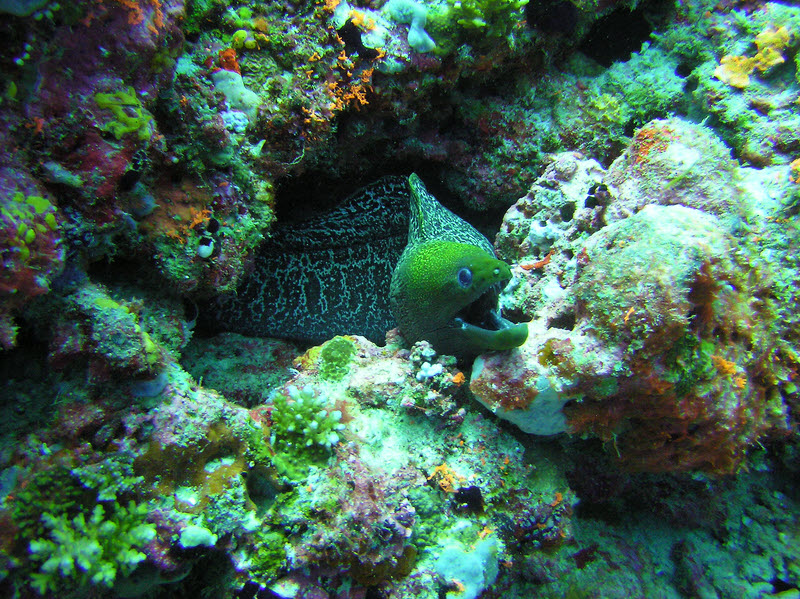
[457,267,473,288]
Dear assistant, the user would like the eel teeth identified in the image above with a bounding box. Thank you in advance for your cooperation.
[452,284,508,332]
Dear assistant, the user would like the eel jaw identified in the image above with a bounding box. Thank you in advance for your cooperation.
[448,282,528,352]
[452,281,506,330]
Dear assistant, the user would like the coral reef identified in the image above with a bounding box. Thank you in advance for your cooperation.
[0,185,63,348]
[29,501,156,594]
[0,0,799,597]
[604,117,746,223]
[484,124,792,475]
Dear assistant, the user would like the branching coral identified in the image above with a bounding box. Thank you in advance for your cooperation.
[28,501,155,594]
[267,385,346,479]
[269,385,346,452]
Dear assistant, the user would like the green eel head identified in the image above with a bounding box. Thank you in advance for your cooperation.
[389,174,528,357]
[390,240,528,357]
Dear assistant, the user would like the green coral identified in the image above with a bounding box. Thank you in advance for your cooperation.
[449,0,528,34]
[94,87,153,141]
[427,0,528,54]
[601,45,686,130]
[8,449,152,595]
[250,529,289,584]
[71,455,146,502]
[246,419,274,465]
[3,191,59,262]
[269,385,346,479]
[202,481,257,538]
[270,385,345,451]
[28,501,156,594]
[318,335,356,381]
[11,464,85,541]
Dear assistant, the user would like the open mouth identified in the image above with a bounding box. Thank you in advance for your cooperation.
[450,281,516,333]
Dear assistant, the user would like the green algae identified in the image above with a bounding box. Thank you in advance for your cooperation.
[94,87,153,141]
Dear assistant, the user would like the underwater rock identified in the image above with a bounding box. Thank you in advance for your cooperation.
[477,202,787,474]
[605,117,746,225]
[495,152,607,325]
[495,152,607,266]
[2,1,800,597]
[0,169,64,349]
[471,318,620,436]
[181,333,299,407]
[46,282,167,379]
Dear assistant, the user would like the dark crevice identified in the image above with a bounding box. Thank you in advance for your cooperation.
[549,310,576,331]
[578,4,656,67]
[526,0,580,36]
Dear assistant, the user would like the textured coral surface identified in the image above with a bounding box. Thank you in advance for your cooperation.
[1,0,799,598]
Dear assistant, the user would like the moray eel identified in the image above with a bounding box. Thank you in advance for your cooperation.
[207,174,527,356]
[390,174,528,356]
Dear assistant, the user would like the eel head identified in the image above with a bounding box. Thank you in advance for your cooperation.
[390,239,528,357]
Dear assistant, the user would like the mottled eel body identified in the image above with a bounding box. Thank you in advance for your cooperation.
[208,174,527,356]
[210,177,408,343]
